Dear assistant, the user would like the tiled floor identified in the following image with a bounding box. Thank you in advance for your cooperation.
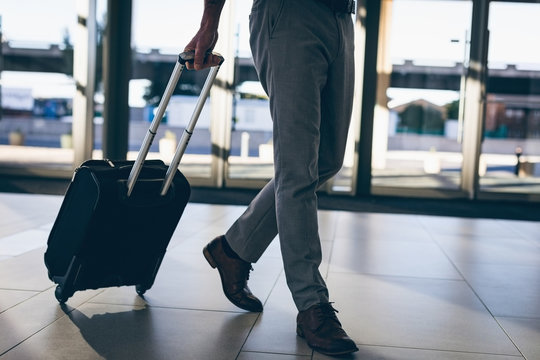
[0,192,539,360]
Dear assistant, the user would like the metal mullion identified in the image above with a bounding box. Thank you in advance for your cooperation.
[73,0,97,167]
[209,0,235,188]
[460,0,490,199]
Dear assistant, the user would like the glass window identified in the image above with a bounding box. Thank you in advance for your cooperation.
[0,1,78,170]
[371,0,473,192]
[479,1,540,195]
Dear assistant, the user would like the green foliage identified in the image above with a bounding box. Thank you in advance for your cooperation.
[398,103,445,135]
[446,100,460,120]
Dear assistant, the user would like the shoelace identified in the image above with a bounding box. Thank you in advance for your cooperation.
[234,262,254,282]
[246,265,254,280]
[315,303,343,328]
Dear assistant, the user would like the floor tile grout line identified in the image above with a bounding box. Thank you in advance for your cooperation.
[85,299,258,315]
[327,269,467,283]
[0,287,45,292]
[328,211,477,284]
[322,211,341,281]
[235,268,285,360]
[2,198,536,358]
[0,287,107,357]
[420,219,527,359]
[495,314,540,321]
[492,314,540,360]
[238,350,313,358]
[494,218,540,245]
[326,212,524,357]
[353,342,526,358]
[0,287,49,316]
[234,313,263,360]
[487,218,540,251]
[0,315,72,357]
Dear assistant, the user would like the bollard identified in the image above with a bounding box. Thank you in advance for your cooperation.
[241,131,250,159]
[515,146,523,176]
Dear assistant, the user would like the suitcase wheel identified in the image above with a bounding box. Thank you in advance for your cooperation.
[55,285,69,303]
[135,284,147,296]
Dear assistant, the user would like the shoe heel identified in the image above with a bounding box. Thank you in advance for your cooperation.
[203,246,217,268]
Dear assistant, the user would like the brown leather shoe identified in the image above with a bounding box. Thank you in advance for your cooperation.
[203,235,263,312]
[297,303,358,356]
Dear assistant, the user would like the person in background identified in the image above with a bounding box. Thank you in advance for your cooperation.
[184,0,358,356]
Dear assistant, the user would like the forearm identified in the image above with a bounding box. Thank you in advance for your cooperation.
[184,0,226,69]
[200,0,226,32]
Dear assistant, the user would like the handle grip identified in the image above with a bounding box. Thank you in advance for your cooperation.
[178,51,225,66]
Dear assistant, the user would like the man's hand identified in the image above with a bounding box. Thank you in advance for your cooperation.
[184,0,226,70]
[184,28,221,70]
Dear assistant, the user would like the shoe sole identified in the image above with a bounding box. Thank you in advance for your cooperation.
[297,325,359,356]
[203,245,262,312]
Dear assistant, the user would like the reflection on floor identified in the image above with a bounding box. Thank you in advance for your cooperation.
[1,192,539,359]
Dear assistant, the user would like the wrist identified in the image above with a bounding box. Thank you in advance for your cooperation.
[200,1,224,30]
[200,19,219,33]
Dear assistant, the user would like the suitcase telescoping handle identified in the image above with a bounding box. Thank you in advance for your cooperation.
[126,51,224,197]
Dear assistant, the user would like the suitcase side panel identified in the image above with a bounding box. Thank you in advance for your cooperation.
[45,167,100,277]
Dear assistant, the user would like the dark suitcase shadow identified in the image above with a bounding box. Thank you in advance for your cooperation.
[64,303,257,359]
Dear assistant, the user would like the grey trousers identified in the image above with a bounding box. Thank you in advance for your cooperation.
[226,0,355,311]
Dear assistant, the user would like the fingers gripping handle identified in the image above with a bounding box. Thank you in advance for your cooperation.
[178,51,225,66]
[126,52,224,197]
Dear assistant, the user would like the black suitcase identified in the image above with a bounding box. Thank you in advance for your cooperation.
[44,52,224,303]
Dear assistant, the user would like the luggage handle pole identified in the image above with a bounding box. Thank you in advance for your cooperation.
[126,51,224,197]
[126,60,185,197]
[160,62,222,196]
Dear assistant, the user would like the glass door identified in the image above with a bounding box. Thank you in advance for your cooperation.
[0,3,78,172]
[478,1,540,199]
[371,0,473,195]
